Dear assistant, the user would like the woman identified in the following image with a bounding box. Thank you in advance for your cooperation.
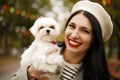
[12,0,113,80]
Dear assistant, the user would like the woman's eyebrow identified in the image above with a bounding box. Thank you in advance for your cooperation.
[69,22,76,26]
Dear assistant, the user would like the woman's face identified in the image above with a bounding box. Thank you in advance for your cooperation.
[65,13,93,54]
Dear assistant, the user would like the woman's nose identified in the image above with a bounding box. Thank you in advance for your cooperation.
[71,30,80,38]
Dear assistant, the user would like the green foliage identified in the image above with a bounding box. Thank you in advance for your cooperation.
[0,0,53,54]
[63,0,79,11]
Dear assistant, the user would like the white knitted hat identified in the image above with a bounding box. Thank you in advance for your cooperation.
[71,0,113,41]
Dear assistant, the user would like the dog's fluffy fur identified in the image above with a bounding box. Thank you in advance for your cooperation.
[20,17,63,79]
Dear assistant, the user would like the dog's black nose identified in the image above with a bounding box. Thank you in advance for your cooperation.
[46,30,50,33]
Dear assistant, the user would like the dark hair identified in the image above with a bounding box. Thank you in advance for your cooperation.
[62,10,110,80]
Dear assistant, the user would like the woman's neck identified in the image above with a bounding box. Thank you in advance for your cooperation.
[63,48,85,64]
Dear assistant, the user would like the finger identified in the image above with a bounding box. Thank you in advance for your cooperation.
[29,66,46,75]
[31,74,48,80]
[28,66,48,80]
[40,76,48,80]
[28,66,41,79]
[30,73,39,78]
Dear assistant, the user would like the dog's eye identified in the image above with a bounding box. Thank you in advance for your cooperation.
[50,25,55,29]
[40,26,44,29]
[38,26,44,31]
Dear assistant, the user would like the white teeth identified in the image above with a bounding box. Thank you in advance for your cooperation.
[70,40,79,45]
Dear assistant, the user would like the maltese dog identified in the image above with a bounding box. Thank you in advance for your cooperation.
[20,17,64,79]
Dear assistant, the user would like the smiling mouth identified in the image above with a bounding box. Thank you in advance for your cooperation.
[69,39,81,48]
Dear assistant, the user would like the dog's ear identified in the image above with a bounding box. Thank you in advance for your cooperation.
[30,25,37,37]
[29,18,40,37]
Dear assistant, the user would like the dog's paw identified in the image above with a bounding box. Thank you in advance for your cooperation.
[32,56,46,70]
[35,64,58,73]
[46,56,56,65]
[47,65,58,73]
[46,55,63,66]
[47,48,58,55]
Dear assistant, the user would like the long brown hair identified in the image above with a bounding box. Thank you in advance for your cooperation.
[62,10,110,80]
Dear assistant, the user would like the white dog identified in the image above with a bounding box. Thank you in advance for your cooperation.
[20,17,63,79]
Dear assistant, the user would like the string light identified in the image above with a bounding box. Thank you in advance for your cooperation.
[9,7,14,13]
[107,0,111,5]
[0,4,39,20]
[102,0,111,6]
[2,4,9,11]
[16,9,22,15]
[102,0,107,6]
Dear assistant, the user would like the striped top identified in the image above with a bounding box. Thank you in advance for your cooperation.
[60,61,82,80]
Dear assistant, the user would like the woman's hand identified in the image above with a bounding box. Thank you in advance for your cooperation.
[27,66,48,80]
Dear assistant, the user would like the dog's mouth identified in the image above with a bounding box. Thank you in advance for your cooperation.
[46,33,50,35]
[40,34,56,42]
[36,29,56,42]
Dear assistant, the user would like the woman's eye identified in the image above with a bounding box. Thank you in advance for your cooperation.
[68,24,75,29]
[83,30,90,34]
[82,29,92,34]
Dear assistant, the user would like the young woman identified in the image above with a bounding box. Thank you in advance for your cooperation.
[11,1,113,80]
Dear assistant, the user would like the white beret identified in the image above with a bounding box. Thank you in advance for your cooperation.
[71,0,113,41]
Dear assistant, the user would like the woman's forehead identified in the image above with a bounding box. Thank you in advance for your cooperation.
[69,13,92,30]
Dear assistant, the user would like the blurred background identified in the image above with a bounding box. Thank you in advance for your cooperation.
[0,0,119,80]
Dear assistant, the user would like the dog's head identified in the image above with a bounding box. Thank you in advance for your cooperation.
[30,17,60,42]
